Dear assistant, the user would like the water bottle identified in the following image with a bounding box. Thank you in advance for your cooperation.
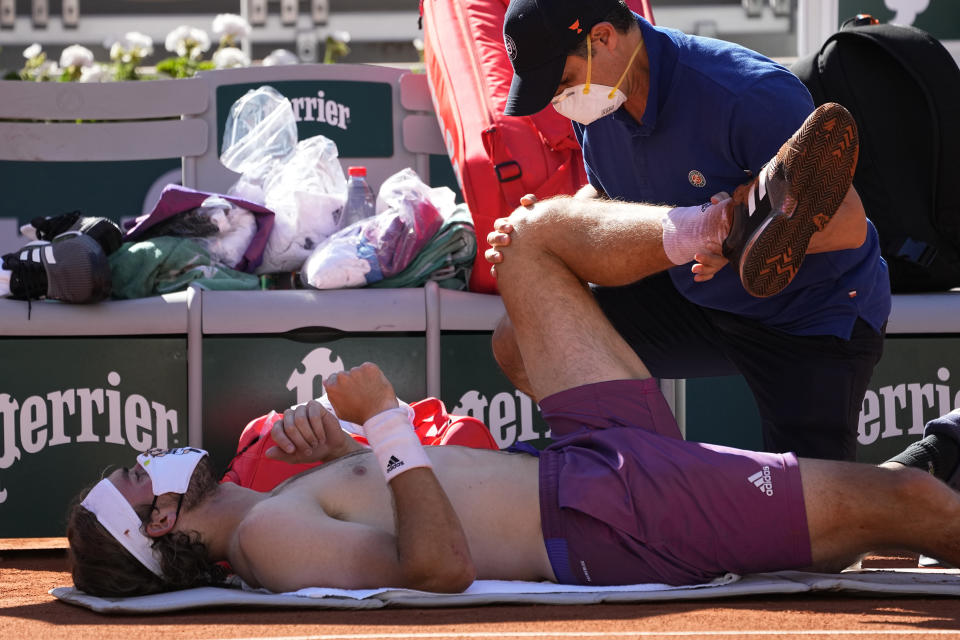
[337,166,377,231]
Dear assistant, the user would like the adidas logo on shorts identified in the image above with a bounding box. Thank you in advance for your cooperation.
[747,466,774,496]
[386,455,404,474]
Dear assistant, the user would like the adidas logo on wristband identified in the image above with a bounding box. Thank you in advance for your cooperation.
[386,455,404,474]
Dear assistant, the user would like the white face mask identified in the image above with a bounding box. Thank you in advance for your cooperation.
[552,83,627,125]
[80,447,208,578]
[137,447,208,495]
[551,38,642,126]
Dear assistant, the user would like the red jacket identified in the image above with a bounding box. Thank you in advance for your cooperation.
[220,397,498,492]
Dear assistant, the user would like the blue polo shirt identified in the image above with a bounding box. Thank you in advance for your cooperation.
[573,15,890,339]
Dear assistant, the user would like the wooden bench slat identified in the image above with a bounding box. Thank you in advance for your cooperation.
[0,78,209,120]
[0,119,208,161]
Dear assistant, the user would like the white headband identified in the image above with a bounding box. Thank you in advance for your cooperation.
[80,479,164,578]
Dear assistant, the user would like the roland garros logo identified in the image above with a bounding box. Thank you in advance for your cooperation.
[504,35,517,61]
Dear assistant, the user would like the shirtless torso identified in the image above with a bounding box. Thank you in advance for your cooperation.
[226,445,555,592]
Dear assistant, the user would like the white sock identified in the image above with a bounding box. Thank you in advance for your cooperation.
[660,203,730,265]
[0,267,10,297]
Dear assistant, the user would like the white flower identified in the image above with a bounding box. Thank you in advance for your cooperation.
[212,13,251,40]
[213,46,250,69]
[413,38,424,52]
[23,43,42,59]
[109,41,125,61]
[122,31,154,57]
[332,30,351,44]
[60,44,95,69]
[262,48,299,66]
[165,25,211,58]
[79,64,110,83]
[164,25,189,53]
[36,60,59,77]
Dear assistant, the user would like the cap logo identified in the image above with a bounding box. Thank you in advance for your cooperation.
[688,170,707,188]
[568,19,582,34]
[504,34,517,61]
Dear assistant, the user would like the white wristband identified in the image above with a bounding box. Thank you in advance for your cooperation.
[363,407,433,482]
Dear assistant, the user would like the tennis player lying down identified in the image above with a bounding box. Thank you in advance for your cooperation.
[68,179,960,597]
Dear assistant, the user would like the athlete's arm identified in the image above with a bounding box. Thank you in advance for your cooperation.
[330,364,475,592]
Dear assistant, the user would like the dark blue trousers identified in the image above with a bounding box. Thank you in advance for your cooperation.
[593,272,885,461]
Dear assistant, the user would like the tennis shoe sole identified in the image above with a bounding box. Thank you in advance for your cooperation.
[722,102,860,298]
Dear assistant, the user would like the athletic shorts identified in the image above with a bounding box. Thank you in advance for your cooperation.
[537,378,812,586]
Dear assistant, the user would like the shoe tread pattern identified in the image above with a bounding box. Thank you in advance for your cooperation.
[739,102,859,297]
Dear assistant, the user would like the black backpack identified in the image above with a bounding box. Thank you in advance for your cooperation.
[792,16,960,292]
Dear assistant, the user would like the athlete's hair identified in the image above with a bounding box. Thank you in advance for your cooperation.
[568,1,637,58]
[66,457,228,597]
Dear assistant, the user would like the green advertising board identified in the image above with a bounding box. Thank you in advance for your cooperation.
[0,337,187,537]
[855,335,960,464]
[200,329,551,468]
[440,332,551,450]
[683,335,960,464]
[213,76,462,198]
[201,332,428,468]
[0,158,180,230]
[215,80,394,159]
[685,376,763,452]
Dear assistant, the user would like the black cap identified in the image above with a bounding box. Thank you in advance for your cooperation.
[503,0,624,116]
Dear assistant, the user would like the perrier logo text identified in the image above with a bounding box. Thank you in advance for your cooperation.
[0,371,180,504]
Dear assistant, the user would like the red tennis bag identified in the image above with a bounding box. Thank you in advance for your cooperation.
[422,0,654,293]
[220,397,498,492]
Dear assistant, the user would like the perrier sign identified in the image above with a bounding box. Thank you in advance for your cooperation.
[215,79,394,159]
[0,337,187,537]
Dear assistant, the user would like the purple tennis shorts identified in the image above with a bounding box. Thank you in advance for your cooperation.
[537,378,811,586]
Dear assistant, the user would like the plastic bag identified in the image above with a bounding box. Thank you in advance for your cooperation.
[259,135,346,272]
[301,169,446,289]
[220,85,347,274]
[220,86,298,184]
[376,167,458,220]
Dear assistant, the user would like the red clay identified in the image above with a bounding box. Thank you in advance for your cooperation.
[3,541,960,640]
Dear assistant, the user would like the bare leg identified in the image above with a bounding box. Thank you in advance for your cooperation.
[493,205,653,402]
[490,196,689,399]
[807,186,867,253]
[496,195,678,285]
[491,316,534,397]
[801,459,960,570]
[491,102,867,396]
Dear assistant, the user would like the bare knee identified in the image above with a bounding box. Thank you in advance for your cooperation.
[887,464,955,511]
[505,198,572,255]
[803,461,947,572]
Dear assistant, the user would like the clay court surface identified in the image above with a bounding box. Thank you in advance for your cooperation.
[3,540,960,640]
